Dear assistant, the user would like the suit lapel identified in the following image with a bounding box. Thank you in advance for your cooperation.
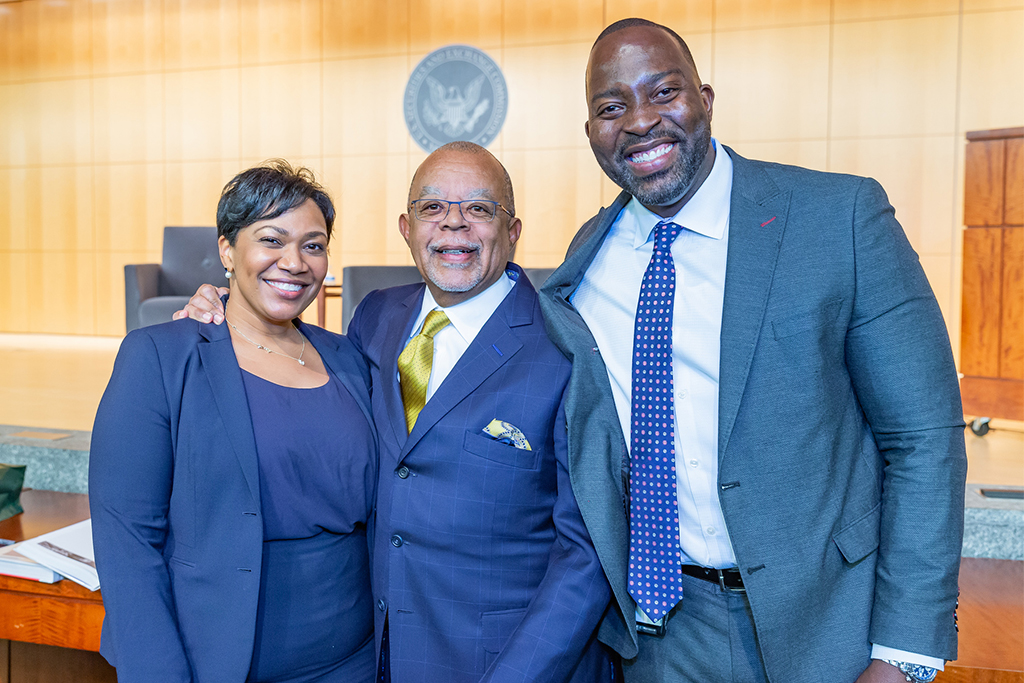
[718,148,789,463]
[376,287,424,457]
[197,323,261,509]
[400,271,529,460]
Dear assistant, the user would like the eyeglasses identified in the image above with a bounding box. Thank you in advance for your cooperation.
[409,199,514,224]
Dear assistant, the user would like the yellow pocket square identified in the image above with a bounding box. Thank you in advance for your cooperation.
[482,419,532,451]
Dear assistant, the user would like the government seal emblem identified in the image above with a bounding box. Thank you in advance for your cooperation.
[404,45,508,152]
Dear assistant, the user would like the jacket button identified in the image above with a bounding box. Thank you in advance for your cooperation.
[377,598,386,612]
[391,534,404,547]
[397,466,410,479]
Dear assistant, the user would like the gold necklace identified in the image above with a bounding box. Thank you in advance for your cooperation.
[227,319,306,366]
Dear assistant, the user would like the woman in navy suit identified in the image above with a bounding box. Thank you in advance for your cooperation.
[90,161,377,683]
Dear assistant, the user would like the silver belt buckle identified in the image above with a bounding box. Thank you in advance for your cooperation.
[716,568,746,593]
[636,608,667,637]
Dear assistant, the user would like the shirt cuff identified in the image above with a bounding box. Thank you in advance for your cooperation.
[871,644,945,671]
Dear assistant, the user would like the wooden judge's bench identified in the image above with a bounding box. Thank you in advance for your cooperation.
[0,490,1020,682]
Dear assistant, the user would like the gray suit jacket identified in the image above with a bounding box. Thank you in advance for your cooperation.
[538,147,967,682]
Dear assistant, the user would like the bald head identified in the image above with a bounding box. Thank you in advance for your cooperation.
[589,18,701,86]
[409,142,515,216]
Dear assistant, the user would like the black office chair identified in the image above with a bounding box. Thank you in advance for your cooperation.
[339,265,558,333]
[124,227,228,332]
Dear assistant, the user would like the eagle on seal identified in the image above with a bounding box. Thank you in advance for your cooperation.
[422,74,490,137]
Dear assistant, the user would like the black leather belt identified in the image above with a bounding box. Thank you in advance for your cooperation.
[681,565,745,592]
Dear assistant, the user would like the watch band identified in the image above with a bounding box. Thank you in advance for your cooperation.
[882,659,938,683]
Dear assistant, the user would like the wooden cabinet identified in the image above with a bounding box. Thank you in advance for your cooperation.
[961,128,1024,421]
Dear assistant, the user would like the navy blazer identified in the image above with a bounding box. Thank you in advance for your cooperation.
[539,148,967,682]
[347,265,612,683]
[89,317,375,683]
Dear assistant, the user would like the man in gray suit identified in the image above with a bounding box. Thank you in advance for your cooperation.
[538,18,967,683]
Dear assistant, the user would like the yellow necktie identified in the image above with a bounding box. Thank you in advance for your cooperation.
[397,309,450,433]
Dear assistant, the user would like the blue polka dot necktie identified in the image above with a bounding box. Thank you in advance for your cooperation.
[628,220,685,623]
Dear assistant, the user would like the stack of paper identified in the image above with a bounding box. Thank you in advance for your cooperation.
[17,519,99,591]
[0,542,63,583]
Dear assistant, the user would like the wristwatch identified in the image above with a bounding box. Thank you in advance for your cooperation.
[882,659,938,682]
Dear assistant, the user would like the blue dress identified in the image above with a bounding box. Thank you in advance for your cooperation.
[242,368,376,683]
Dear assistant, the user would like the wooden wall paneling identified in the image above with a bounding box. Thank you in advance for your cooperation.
[31,0,93,82]
[502,0,606,46]
[9,642,115,683]
[1000,227,1024,379]
[407,0,504,52]
[957,9,1024,136]
[90,0,164,76]
[965,140,1007,226]
[1005,137,1023,226]
[164,69,242,162]
[238,0,322,65]
[324,56,409,158]
[334,153,411,265]
[163,0,241,71]
[322,0,410,60]
[92,74,165,165]
[961,227,1003,377]
[502,43,591,150]
[829,15,959,139]
[833,0,959,22]
[0,639,6,683]
[164,161,240,228]
[960,376,1024,421]
[603,0,714,33]
[94,250,150,336]
[94,164,166,254]
[239,62,323,161]
[711,25,830,143]
[714,0,831,30]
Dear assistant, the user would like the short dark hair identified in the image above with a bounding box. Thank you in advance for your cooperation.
[217,160,335,245]
[592,18,699,77]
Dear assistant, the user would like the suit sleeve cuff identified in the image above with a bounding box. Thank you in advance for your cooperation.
[871,644,945,671]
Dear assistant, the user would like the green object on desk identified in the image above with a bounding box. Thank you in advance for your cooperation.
[0,463,26,522]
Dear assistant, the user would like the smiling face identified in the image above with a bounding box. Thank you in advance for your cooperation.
[219,198,329,326]
[585,25,715,217]
[400,149,522,307]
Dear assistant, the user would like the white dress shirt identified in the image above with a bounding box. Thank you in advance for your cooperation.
[571,140,941,670]
[403,270,515,401]
[573,139,735,569]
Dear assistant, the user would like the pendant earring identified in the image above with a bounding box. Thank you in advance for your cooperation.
[225,270,232,279]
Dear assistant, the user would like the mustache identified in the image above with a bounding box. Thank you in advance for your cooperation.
[616,128,682,157]
[429,237,482,252]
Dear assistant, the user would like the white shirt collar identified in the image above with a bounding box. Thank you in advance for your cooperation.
[628,138,733,249]
[410,269,516,343]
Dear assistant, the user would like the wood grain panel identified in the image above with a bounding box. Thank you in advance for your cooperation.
[715,0,830,30]
[331,154,412,265]
[26,0,92,82]
[957,10,1024,136]
[1000,228,1024,378]
[10,641,115,682]
[164,69,241,162]
[39,166,95,254]
[323,57,409,157]
[950,558,1024,672]
[0,588,104,651]
[322,0,409,59]
[163,0,241,70]
[33,79,93,166]
[239,0,321,64]
[1005,138,1023,226]
[502,42,591,151]
[91,0,163,76]
[94,250,151,336]
[965,140,1007,227]
[1,638,7,683]
[939,669,1024,682]
[960,376,1024,420]
[0,251,30,334]
[94,164,165,254]
[240,63,322,160]
[604,0,714,34]
[833,0,959,21]
[0,84,25,167]
[503,0,606,46]
[164,161,240,228]
[92,74,164,164]
[831,15,958,138]
[710,25,831,143]
[961,228,1003,377]
[407,0,504,52]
